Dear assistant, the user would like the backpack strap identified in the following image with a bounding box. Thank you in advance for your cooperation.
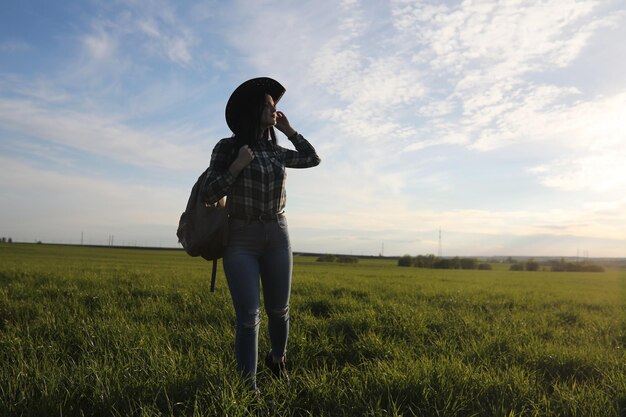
[209,194,228,293]
[210,259,218,292]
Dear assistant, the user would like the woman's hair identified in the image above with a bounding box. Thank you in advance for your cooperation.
[232,90,277,155]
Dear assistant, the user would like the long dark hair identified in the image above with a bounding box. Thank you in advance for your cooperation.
[232,90,277,157]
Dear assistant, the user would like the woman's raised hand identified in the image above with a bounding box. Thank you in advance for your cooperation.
[276,111,296,137]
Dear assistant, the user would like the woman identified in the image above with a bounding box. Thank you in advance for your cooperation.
[203,77,320,390]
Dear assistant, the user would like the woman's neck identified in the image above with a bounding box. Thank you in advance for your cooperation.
[257,128,270,141]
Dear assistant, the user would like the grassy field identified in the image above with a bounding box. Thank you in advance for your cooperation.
[0,243,624,416]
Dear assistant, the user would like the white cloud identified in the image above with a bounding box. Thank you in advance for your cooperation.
[417,99,457,118]
[531,149,626,192]
[468,84,582,150]
[0,75,72,103]
[383,0,626,201]
[0,40,30,52]
[388,0,624,152]
[83,30,117,61]
[476,90,626,192]
[0,156,185,244]
[307,17,427,141]
[78,1,196,68]
[137,17,194,66]
[165,37,192,65]
[395,0,602,73]
[0,98,205,171]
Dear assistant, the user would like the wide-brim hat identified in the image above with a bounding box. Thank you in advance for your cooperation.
[225,77,286,134]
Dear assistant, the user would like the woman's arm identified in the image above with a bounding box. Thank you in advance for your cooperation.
[275,111,321,168]
[202,138,255,203]
[202,139,235,204]
[282,133,321,168]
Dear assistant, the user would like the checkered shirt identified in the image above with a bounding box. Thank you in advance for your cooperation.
[203,133,320,218]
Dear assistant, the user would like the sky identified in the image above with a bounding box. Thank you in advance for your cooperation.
[1,0,625,258]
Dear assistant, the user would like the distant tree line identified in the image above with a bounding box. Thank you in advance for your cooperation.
[398,254,492,270]
[509,258,604,272]
[1,237,13,243]
[316,254,359,264]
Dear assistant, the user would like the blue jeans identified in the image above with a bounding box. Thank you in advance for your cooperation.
[222,214,292,389]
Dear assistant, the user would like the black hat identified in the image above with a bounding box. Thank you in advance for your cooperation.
[225,77,286,134]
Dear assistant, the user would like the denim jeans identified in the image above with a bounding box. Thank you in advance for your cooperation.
[222,214,292,389]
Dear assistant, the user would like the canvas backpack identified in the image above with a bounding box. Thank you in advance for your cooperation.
[176,167,228,292]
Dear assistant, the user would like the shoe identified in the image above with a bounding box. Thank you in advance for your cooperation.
[264,352,289,381]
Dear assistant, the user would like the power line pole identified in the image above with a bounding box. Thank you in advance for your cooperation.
[437,227,442,257]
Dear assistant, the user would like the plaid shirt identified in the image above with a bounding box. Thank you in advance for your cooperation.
[203,133,320,218]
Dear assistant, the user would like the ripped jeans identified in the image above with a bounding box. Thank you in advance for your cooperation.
[222,214,292,389]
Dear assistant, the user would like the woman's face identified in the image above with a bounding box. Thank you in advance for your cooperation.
[259,93,277,129]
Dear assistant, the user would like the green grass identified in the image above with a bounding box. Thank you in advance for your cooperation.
[0,243,624,416]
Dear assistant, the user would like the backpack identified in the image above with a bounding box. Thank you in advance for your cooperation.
[176,167,228,292]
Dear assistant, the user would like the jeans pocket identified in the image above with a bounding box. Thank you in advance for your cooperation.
[277,215,288,230]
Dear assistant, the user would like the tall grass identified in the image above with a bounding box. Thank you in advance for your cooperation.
[0,243,624,416]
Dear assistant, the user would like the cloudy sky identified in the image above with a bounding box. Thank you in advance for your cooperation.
[1,0,625,257]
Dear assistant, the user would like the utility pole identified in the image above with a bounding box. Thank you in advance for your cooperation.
[437,227,442,257]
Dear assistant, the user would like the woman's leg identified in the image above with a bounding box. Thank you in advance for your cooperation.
[223,221,263,388]
[260,216,293,361]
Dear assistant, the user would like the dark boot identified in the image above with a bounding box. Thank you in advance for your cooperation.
[264,352,289,381]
